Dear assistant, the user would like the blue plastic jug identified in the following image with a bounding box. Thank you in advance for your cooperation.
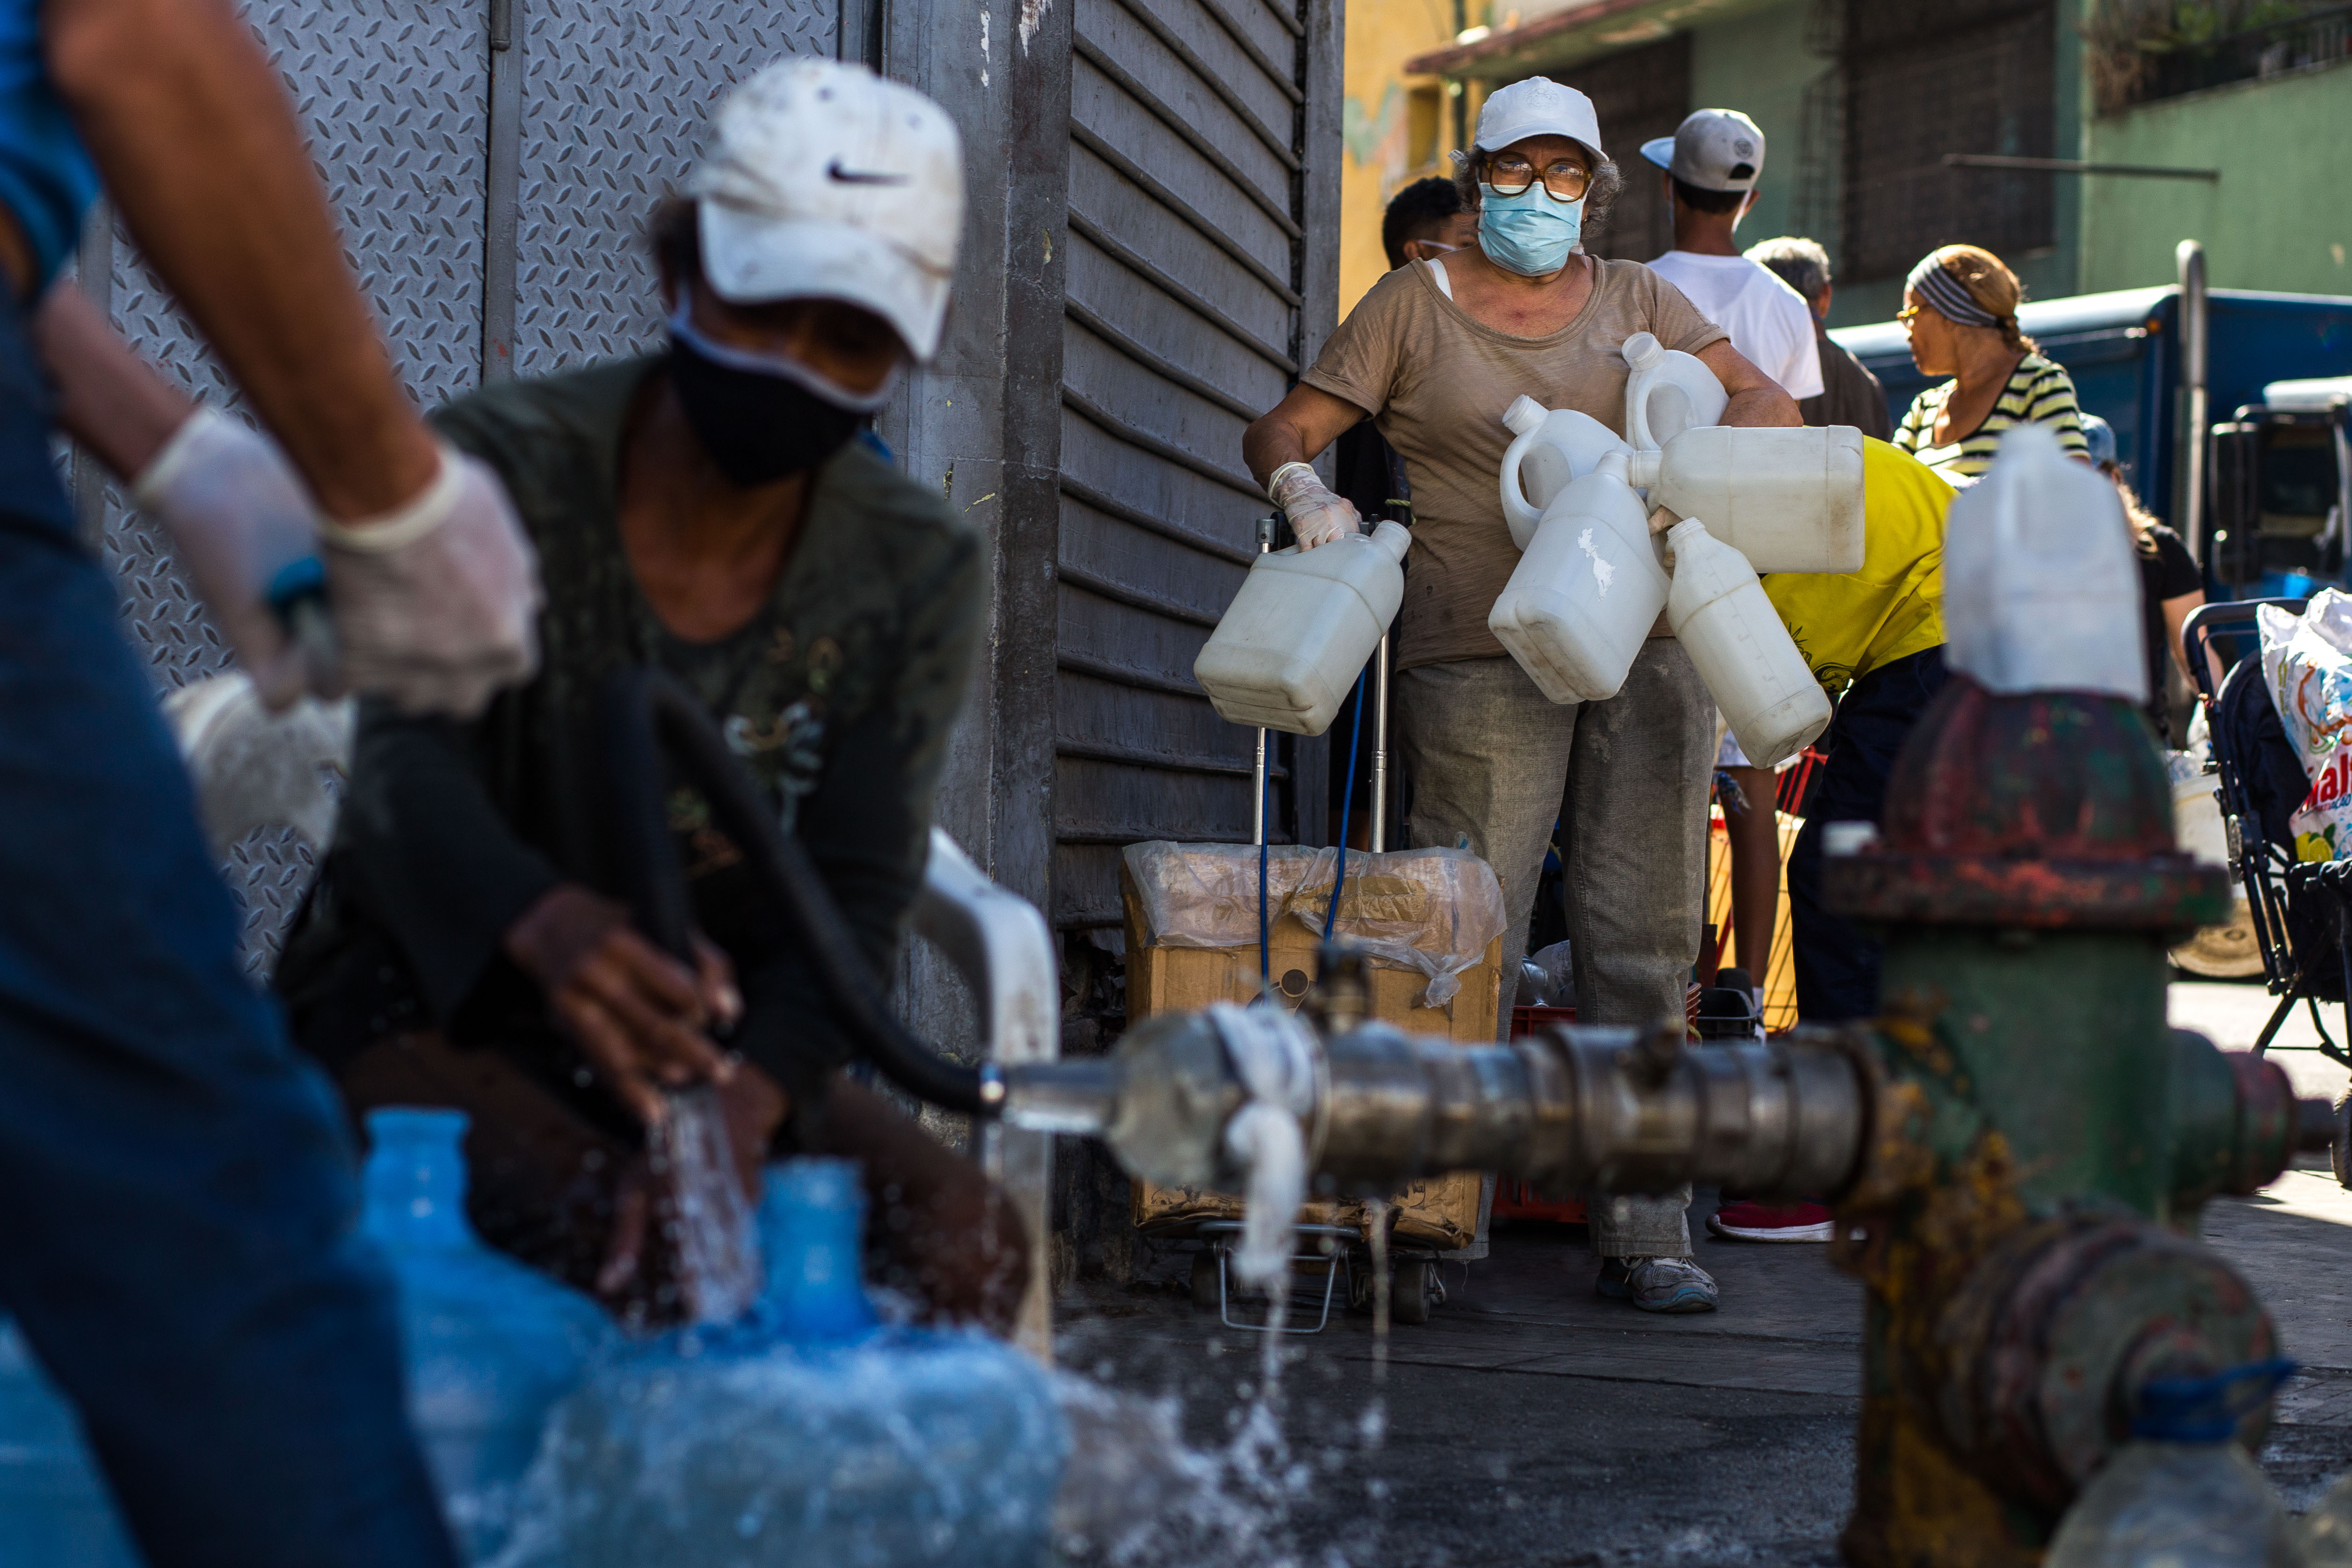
[503,1157,1068,1567]
[361,1107,610,1562]
[0,1320,143,1568]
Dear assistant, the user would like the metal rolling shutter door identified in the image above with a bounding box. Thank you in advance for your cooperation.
[1054,0,1328,931]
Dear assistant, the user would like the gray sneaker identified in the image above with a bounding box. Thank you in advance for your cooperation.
[1595,1255,1719,1313]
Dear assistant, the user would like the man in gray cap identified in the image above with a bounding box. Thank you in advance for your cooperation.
[1641,109,1823,404]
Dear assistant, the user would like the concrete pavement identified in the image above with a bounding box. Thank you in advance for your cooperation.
[1051,979,2352,1566]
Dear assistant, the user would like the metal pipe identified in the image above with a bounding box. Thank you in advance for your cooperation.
[1369,633,1390,853]
[2178,240,2210,563]
[1252,512,1276,849]
[1007,1010,1873,1204]
[1252,729,1267,846]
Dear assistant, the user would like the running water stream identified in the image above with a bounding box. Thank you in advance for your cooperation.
[648,1085,764,1326]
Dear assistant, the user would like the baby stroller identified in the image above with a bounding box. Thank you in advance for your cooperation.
[2185,598,2352,1070]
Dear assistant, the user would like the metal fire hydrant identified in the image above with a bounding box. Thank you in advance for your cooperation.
[1001,680,2333,1567]
[1819,678,2319,1565]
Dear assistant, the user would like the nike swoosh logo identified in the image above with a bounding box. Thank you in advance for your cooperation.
[827,160,909,185]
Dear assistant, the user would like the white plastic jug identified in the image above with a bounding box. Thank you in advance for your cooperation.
[1664,517,1833,766]
[1488,454,1669,704]
[1496,395,1633,549]
[1621,332,1729,453]
[1943,424,2146,702]
[1629,426,1867,573]
[1195,520,1411,735]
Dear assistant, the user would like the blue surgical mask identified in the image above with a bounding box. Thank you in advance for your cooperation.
[1478,183,1584,277]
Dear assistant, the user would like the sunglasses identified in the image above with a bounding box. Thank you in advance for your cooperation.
[1484,153,1590,202]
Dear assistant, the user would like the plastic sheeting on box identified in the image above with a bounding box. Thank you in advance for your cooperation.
[1121,842,1507,1007]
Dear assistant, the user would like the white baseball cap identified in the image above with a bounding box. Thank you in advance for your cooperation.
[1641,109,1765,193]
[1472,77,1605,166]
[688,59,965,362]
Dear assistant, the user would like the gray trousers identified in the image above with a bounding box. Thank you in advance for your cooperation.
[1396,646,1714,1258]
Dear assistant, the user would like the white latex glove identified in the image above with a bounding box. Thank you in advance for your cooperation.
[318,443,543,718]
[132,408,324,711]
[1266,461,1361,550]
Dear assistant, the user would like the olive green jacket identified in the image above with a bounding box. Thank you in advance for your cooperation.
[277,357,982,1108]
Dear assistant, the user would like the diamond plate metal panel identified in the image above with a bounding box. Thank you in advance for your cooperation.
[94,0,491,966]
[510,0,837,377]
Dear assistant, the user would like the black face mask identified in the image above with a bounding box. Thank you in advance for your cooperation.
[668,332,866,487]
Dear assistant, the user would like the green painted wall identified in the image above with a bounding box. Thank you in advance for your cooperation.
[1687,0,1818,248]
[2081,59,2352,297]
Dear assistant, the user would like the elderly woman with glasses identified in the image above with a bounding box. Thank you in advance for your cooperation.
[1241,77,1798,1317]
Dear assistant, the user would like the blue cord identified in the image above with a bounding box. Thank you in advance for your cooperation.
[1325,672,1368,942]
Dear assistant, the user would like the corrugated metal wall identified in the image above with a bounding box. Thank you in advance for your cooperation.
[78,0,842,965]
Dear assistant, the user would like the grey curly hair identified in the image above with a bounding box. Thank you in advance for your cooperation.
[1451,144,1625,239]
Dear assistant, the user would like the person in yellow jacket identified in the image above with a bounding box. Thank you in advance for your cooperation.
[1708,436,1952,1244]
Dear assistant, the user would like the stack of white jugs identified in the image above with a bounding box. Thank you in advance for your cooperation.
[1489,332,1859,766]
[1191,333,1863,764]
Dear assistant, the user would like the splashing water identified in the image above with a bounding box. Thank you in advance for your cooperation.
[650,1086,762,1325]
[1364,1196,1390,1386]
[487,1320,1064,1568]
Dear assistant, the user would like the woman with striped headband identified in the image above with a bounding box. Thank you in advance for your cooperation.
[1891,244,2088,480]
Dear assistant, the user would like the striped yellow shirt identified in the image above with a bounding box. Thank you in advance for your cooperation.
[1892,351,2087,478]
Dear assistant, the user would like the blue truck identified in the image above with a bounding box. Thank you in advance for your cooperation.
[1833,244,2352,598]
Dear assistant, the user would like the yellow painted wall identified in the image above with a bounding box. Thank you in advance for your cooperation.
[1340,0,1470,318]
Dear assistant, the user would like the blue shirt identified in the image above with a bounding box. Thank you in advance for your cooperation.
[0,2,96,286]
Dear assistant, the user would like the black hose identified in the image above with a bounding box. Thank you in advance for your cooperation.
[598,667,991,1116]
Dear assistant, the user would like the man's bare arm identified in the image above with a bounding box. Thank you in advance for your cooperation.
[31,282,189,478]
[46,0,436,520]
[1697,340,1803,429]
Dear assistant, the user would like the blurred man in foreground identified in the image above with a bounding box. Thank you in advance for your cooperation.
[0,0,540,1559]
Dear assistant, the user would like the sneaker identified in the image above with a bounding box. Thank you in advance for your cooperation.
[1707,1200,1836,1242]
[1595,1255,1719,1313]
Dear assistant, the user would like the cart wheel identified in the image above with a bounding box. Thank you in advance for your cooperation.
[2334,1094,2352,1191]
[1191,1250,1221,1311]
[1393,1260,1435,1325]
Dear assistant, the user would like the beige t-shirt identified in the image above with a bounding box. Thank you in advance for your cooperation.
[1301,257,1725,670]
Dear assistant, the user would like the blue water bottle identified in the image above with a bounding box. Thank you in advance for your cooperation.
[508,1155,1067,1566]
[361,1107,609,1562]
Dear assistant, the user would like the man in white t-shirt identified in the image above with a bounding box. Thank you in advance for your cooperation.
[1640,109,1824,402]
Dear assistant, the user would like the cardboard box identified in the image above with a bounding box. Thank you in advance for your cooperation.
[1122,856,1501,1250]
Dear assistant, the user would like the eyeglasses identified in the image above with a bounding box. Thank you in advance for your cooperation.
[1896,305,1924,323]
[1484,152,1590,201]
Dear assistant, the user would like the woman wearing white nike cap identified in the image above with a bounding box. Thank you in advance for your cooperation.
[277,60,1028,1331]
[1243,76,1800,1317]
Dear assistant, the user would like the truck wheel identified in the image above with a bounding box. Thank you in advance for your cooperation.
[2334,1094,2351,1190]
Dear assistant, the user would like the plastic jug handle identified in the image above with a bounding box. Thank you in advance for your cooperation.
[1497,426,1544,548]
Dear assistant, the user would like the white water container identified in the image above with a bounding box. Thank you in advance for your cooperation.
[1496,395,1634,549]
[1195,519,1411,735]
[1621,331,1729,453]
[1628,426,1867,573]
[1488,454,1669,704]
[1943,423,2146,702]
[1664,517,1833,766]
